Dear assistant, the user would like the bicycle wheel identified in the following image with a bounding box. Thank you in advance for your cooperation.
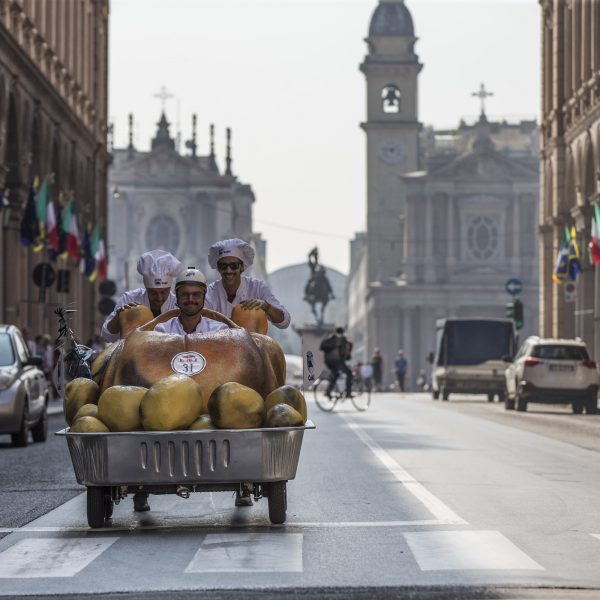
[313,377,338,412]
[351,384,371,411]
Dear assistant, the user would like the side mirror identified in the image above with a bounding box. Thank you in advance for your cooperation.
[25,356,43,367]
[501,354,513,363]
[426,352,434,364]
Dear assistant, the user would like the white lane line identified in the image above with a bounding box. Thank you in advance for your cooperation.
[185,533,302,573]
[344,420,467,525]
[591,534,600,541]
[404,530,544,571]
[0,537,119,578]
[0,519,448,534]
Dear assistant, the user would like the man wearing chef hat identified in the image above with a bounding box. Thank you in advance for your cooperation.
[205,238,290,329]
[100,249,183,343]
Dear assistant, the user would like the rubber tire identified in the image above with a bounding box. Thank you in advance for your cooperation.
[516,393,527,412]
[432,390,440,400]
[572,401,584,415]
[442,389,450,401]
[585,394,598,415]
[11,403,29,447]
[31,405,48,442]
[267,481,287,525]
[104,495,114,520]
[87,487,107,529]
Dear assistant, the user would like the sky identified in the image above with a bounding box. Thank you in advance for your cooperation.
[109,0,540,275]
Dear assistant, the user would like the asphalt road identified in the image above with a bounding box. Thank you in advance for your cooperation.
[0,393,599,599]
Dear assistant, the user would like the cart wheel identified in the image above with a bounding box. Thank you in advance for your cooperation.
[104,495,114,520]
[87,487,107,528]
[267,481,287,525]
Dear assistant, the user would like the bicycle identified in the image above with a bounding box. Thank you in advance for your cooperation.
[312,368,371,412]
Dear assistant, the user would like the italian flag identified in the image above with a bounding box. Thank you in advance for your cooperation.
[46,199,59,252]
[95,237,107,282]
[62,198,80,263]
[590,204,600,266]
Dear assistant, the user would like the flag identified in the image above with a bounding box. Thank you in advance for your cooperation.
[87,225,101,282]
[46,199,59,252]
[567,225,581,281]
[589,205,600,266]
[20,183,40,246]
[62,198,80,263]
[552,229,569,284]
[35,178,49,237]
[96,237,107,282]
[82,226,96,278]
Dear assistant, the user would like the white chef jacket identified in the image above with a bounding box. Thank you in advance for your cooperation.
[101,287,178,343]
[154,315,227,335]
[204,276,291,329]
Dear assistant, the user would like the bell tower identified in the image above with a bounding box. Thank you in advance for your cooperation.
[361,0,422,282]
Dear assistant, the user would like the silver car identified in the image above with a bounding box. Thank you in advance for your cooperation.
[0,324,49,446]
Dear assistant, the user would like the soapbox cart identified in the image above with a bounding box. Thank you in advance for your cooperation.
[57,421,315,528]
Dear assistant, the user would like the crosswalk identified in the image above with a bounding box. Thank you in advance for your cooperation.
[1,528,599,579]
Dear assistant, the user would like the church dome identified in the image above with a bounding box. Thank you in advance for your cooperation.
[368,1,414,37]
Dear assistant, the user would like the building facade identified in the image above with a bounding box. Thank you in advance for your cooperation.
[0,0,110,341]
[108,114,266,296]
[347,0,539,389]
[539,0,600,358]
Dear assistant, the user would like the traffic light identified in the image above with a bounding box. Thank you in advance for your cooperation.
[513,298,524,330]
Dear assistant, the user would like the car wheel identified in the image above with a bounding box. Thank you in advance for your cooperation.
[11,403,29,447]
[31,405,48,442]
[516,392,527,412]
[585,393,598,415]
[572,400,584,414]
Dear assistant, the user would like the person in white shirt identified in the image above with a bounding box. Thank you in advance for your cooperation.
[204,238,290,330]
[101,249,183,343]
[155,268,227,335]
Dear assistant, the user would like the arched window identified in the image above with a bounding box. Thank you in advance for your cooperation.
[145,214,180,257]
[381,84,401,113]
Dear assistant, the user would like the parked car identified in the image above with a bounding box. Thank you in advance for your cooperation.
[284,354,303,389]
[0,324,49,446]
[504,336,598,414]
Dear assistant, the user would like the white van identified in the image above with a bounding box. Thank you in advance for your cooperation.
[431,318,516,402]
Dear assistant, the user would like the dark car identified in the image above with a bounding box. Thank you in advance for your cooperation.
[0,324,49,446]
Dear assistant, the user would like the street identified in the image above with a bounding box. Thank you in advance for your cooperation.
[0,394,599,599]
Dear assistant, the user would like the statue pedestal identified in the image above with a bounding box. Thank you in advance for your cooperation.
[294,323,334,390]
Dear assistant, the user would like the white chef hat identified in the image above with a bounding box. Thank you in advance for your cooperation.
[208,238,255,270]
[137,250,183,288]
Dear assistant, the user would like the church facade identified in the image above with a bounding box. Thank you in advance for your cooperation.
[347,0,539,390]
[107,114,266,296]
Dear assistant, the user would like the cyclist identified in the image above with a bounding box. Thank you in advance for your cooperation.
[319,326,353,398]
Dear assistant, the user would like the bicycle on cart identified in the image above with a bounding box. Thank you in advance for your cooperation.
[312,368,371,412]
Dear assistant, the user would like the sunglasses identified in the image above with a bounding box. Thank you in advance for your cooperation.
[217,261,242,272]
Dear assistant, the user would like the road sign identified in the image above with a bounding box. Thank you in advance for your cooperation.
[505,278,523,296]
[564,281,576,303]
[99,279,117,296]
[98,297,116,316]
[32,263,56,288]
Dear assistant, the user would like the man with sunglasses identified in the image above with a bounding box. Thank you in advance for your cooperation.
[205,238,290,330]
[155,268,227,335]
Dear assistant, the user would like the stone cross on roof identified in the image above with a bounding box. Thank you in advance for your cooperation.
[153,85,174,111]
[471,83,493,117]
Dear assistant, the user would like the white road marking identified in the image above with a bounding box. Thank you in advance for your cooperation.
[0,537,119,578]
[591,534,600,541]
[344,420,467,525]
[404,530,544,571]
[184,533,303,573]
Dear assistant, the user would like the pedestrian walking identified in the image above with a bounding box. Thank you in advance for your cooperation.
[370,347,383,392]
[394,350,408,392]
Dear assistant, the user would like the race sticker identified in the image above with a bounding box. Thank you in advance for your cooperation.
[171,351,206,376]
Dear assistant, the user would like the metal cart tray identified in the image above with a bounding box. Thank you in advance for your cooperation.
[56,421,315,487]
